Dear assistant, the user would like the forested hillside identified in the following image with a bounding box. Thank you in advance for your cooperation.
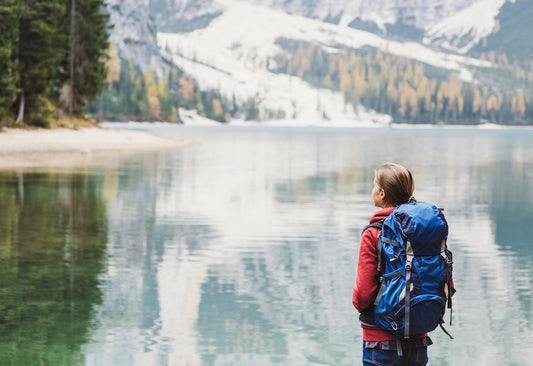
[275,40,533,125]
[153,0,533,126]
[86,57,264,123]
[0,0,109,127]
[469,0,533,64]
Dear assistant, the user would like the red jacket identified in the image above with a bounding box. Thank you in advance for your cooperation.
[352,207,427,341]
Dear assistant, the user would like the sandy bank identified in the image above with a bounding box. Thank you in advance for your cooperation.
[0,127,192,169]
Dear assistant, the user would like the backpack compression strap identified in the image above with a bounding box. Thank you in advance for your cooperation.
[440,239,456,338]
[404,240,414,339]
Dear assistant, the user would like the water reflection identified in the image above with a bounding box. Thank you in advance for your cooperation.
[487,162,533,254]
[0,172,108,366]
[146,126,533,366]
[3,125,533,366]
[89,125,533,366]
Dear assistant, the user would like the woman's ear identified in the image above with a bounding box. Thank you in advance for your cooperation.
[380,189,386,201]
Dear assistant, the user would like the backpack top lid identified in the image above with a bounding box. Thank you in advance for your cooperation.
[384,202,448,256]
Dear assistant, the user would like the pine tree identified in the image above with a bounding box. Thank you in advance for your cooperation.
[0,0,20,121]
[16,0,66,125]
[486,95,498,122]
[472,86,483,121]
[62,0,110,115]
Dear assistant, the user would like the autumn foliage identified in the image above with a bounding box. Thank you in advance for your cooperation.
[276,40,533,125]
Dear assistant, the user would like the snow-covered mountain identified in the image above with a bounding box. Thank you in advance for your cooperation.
[423,0,508,53]
[251,0,471,30]
[242,0,509,54]
[107,0,511,73]
[106,0,522,124]
[157,0,492,124]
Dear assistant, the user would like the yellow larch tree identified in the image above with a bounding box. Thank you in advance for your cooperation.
[179,76,195,101]
[212,98,224,118]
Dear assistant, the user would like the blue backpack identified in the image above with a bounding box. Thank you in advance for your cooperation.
[362,202,455,339]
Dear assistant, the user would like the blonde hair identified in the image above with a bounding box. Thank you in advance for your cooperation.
[375,162,416,206]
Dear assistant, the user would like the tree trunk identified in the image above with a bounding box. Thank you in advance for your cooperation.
[16,91,24,124]
[99,94,103,121]
[69,0,75,115]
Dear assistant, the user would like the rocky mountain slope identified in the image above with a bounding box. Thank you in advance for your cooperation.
[104,0,532,125]
[106,0,515,73]
[106,0,169,76]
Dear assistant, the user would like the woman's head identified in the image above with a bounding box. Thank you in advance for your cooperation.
[372,162,415,208]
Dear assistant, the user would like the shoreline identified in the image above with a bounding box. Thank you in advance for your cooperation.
[103,119,533,130]
[0,126,193,170]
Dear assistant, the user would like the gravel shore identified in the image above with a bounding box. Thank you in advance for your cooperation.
[0,127,191,169]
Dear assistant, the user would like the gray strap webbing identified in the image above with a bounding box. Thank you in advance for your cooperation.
[374,281,386,306]
[404,240,414,339]
[376,235,383,272]
[361,219,384,235]
[360,219,384,272]
[396,338,403,356]
[439,240,447,263]
[382,269,404,281]
[380,236,401,246]
[404,269,412,339]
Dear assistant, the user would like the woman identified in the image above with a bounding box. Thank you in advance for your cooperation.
[352,162,431,366]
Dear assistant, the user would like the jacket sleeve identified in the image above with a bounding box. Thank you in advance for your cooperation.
[352,227,381,312]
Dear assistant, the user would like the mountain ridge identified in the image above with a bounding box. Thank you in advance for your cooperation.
[106,0,519,74]
[103,0,533,125]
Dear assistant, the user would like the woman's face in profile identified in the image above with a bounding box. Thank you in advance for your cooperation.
[372,176,386,208]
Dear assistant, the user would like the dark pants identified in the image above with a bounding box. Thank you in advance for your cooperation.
[362,342,428,366]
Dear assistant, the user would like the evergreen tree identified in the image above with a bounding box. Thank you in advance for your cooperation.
[61,0,110,115]
[0,0,20,122]
[16,0,66,125]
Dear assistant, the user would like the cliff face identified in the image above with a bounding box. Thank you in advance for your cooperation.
[106,0,169,76]
[106,0,224,74]
[148,0,223,33]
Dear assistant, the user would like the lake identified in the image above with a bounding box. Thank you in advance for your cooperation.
[1,124,533,365]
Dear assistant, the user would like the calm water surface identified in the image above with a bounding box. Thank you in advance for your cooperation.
[1,124,533,366]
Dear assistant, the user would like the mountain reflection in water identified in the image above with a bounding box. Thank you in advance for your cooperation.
[2,125,533,366]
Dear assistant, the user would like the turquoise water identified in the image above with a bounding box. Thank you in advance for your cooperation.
[1,124,533,365]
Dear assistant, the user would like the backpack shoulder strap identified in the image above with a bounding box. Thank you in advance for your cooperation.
[361,218,386,273]
[361,218,384,236]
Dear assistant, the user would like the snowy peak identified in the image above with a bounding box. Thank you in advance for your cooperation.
[240,0,512,53]
[424,0,508,53]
